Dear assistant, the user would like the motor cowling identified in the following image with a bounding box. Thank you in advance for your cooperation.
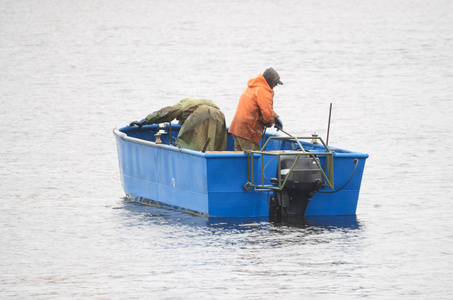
[269,154,323,221]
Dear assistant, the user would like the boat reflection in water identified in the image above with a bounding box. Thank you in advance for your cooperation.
[119,199,361,231]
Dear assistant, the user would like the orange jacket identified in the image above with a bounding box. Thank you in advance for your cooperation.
[229,74,278,144]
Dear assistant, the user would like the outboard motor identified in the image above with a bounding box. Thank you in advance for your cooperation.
[269,154,323,222]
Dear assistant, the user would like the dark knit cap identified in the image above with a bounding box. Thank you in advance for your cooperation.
[263,67,283,87]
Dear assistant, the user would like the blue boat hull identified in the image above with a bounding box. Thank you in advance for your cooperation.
[114,124,368,217]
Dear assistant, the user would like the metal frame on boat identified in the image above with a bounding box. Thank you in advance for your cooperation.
[244,135,335,192]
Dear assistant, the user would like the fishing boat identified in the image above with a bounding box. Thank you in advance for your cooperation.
[113,123,368,220]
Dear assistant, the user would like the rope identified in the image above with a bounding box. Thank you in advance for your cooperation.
[318,159,358,194]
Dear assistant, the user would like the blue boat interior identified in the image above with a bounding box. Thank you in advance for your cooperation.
[118,123,356,154]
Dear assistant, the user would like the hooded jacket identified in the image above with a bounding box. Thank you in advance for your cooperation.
[228,74,278,144]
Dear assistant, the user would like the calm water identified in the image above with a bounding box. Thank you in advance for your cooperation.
[1,0,452,298]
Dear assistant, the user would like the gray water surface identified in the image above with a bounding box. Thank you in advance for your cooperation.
[1,0,452,299]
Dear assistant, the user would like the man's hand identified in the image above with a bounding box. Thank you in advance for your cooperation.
[129,119,147,129]
[274,117,283,131]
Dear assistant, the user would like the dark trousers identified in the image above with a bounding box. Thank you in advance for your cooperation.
[232,135,260,151]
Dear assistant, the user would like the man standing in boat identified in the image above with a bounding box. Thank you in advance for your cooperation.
[229,67,283,151]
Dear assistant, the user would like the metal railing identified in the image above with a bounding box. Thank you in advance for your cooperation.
[243,136,334,191]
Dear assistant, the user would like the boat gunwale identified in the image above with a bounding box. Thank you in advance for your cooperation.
[113,126,369,159]
[114,126,241,158]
